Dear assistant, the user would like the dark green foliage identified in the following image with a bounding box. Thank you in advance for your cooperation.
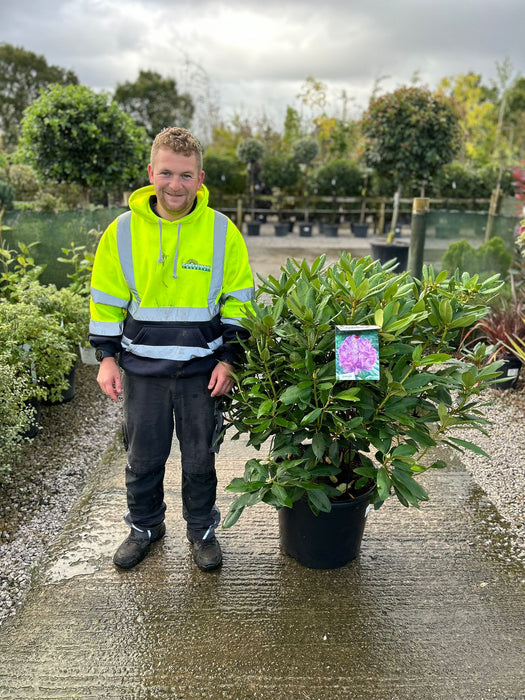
[0,43,78,149]
[19,84,149,195]
[442,237,512,280]
[361,86,461,191]
[0,180,15,209]
[260,154,300,191]
[223,255,503,527]
[314,159,364,196]
[236,138,264,164]
[114,69,194,140]
[292,139,319,166]
[203,153,245,194]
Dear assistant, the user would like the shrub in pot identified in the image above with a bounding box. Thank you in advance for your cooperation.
[8,280,89,400]
[0,361,36,482]
[0,298,77,404]
[461,292,525,389]
[222,254,503,566]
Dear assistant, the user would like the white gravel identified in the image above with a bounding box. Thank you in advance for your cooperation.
[0,364,121,627]
[0,366,523,628]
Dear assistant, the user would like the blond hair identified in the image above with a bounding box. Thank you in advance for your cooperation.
[150,127,203,171]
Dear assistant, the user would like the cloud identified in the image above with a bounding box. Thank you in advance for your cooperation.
[1,0,524,129]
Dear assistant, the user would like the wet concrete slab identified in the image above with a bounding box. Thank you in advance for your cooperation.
[0,434,523,700]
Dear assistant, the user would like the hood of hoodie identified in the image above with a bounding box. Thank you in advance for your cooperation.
[128,183,210,224]
[127,184,211,276]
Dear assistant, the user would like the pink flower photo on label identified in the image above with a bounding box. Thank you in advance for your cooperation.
[338,334,378,375]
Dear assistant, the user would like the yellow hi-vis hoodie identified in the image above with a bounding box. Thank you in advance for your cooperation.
[89,184,254,377]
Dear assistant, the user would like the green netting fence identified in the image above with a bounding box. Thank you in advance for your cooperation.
[2,208,126,287]
[425,209,518,247]
[1,205,520,287]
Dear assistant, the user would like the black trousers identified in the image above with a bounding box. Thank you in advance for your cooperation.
[121,372,221,538]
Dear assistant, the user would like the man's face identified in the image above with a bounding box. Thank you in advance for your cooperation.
[148,148,205,221]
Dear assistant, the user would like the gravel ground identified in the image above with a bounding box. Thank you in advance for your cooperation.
[0,364,523,628]
[0,364,121,627]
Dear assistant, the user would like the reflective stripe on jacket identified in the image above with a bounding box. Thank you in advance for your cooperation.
[89,184,254,377]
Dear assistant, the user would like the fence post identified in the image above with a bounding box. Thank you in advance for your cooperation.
[484,187,500,242]
[409,197,429,278]
[236,197,243,230]
[378,199,386,235]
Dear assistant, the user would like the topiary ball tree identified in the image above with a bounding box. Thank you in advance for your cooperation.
[19,84,149,206]
[361,86,462,231]
[236,138,265,220]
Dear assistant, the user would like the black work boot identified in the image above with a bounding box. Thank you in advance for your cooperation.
[187,530,222,571]
[113,521,166,569]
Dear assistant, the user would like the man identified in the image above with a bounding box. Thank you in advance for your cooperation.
[89,126,254,571]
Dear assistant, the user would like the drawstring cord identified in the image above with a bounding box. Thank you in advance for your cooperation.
[157,219,164,263]
[156,218,181,279]
[172,222,181,279]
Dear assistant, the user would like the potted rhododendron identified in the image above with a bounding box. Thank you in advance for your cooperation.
[223,253,503,568]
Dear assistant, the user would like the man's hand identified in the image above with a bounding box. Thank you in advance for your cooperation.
[97,357,122,402]
[208,361,235,397]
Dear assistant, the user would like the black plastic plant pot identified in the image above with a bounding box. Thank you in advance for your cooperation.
[274,223,290,237]
[246,222,261,236]
[321,223,338,237]
[299,223,313,237]
[493,355,522,390]
[278,484,375,569]
[370,241,409,272]
[351,222,369,238]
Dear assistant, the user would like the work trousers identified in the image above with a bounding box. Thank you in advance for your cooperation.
[121,371,222,539]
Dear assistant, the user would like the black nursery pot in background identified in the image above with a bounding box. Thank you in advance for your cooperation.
[493,355,522,390]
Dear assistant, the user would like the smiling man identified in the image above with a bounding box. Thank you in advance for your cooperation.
[89,126,254,572]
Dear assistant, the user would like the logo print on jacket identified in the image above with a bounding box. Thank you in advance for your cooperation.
[181,258,211,272]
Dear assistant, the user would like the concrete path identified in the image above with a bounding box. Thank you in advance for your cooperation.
[0,435,523,699]
[0,225,523,699]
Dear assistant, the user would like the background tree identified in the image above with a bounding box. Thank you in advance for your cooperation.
[7,164,39,201]
[314,159,363,196]
[361,85,462,230]
[292,138,319,222]
[0,44,78,149]
[202,152,245,205]
[19,84,149,206]
[260,154,300,218]
[236,138,264,221]
[114,69,194,140]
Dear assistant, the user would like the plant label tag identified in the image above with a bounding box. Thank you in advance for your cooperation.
[335,325,380,381]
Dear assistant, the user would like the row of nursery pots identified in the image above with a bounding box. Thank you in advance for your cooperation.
[245,221,402,239]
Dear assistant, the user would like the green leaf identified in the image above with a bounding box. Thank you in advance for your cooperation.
[449,313,478,329]
[271,483,293,507]
[334,389,360,401]
[445,437,489,457]
[312,433,326,460]
[439,299,453,324]
[354,466,378,479]
[225,478,267,493]
[222,506,244,529]
[301,407,323,425]
[280,385,310,404]
[391,444,417,457]
[376,466,391,501]
[392,468,429,502]
[307,488,332,513]
[418,353,451,365]
[256,399,274,418]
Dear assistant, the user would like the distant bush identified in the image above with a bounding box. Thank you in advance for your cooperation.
[442,236,512,281]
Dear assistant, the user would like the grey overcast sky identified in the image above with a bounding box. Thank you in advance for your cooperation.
[1,0,524,135]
